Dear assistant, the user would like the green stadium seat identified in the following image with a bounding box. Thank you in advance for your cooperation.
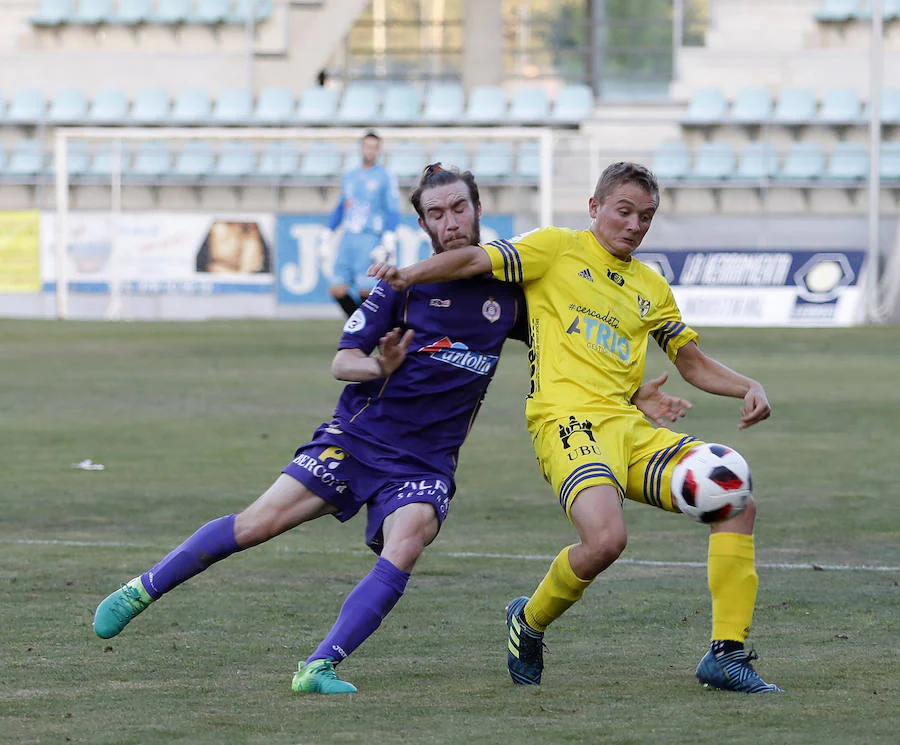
[190,0,232,25]
[386,141,428,181]
[170,88,212,125]
[473,141,515,180]
[150,0,192,24]
[86,88,129,124]
[734,142,780,181]
[295,87,339,125]
[551,84,594,125]
[825,142,868,181]
[880,142,900,181]
[257,141,301,178]
[109,0,152,25]
[252,87,295,125]
[462,86,507,125]
[772,87,817,126]
[430,141,470,172]
[421,83,465,124]
[516,140,541,182]
[30,0,75,27]
[298,141,343,179]
[229,0,273,24]
[818,88,862,126]
[48,89,89,125]
[508,86,550,124]
[652,141,691,181]
[210,88,253,125]
[687,142,735,181]
[681,87,728,126]
[814,0,862,22]
[729,87,772,125]
[379,84,422,125]
[5,139,45,178]
[128,141,172,177]
[72,0,114,25]
[336,84,380,125]
[129,88,171,125]
[6,89,47,125]
[776,142,826,181]
[215,141,257,178]
[172,141,215,179]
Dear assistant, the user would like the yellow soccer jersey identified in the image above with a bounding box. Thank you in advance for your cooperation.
[483,226,698,431]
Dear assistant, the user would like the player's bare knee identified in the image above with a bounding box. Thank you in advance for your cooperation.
[715,496,757,533]
[581,527,628,573]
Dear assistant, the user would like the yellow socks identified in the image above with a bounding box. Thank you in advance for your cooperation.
[708,532,758,642]
[524,546,593,632]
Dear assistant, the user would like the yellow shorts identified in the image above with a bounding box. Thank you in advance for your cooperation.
[533,410,703,520]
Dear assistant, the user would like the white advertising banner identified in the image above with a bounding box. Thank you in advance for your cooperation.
[41,212,275,294]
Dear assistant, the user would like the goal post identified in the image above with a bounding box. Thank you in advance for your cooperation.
[52,126,555,320]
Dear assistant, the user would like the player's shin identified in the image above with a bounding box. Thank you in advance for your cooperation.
[525,545,593,631]
[707,532,757,642]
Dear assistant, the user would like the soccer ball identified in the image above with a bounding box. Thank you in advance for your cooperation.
[671,444,752,524]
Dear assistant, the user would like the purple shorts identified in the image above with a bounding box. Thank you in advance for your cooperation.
[282,423,455,553]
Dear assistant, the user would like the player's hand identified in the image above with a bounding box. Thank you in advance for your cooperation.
[375,327,415,376]
[738,385,771,429]
[368,262,410,291]
[632,372,693,428]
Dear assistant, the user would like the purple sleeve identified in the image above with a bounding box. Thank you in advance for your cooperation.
[336,281,402,354]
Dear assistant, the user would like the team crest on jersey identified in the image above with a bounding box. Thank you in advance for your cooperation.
[482,297,501,323]
[577,268,594,283]
[558,416,595,448]
[637,294,651,318]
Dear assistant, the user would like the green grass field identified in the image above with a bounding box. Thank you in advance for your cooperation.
[2,320,898,745]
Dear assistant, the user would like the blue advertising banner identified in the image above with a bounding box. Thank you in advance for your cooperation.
[276,214,514,305]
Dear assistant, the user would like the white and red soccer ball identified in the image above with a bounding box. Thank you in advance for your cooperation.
[671,443,752,524]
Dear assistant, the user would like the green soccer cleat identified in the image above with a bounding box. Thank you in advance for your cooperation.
[696,647,783,693]
[291,659,358,694]
[93,577,154,639]
[506,595,546,685]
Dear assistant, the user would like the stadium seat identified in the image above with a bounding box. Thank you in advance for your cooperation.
[421,83,465,124]
[190,0,232,25]
[652,141,691,181]
[818,88,862,126]
[256,141,301,179]
[733,142,780,181]
[681,87,728,125]
[772,87,818,126]
[880,142,900,181]
[48,88,89,125]
[336,84,381,125]
[885,0,900,21]
[128,141,172,177]
[5,139,45,179]
[814,0,862,22]
[687,142,735,181]
[48,139,91,177]
[86,88,129,124]
[728,87,772,125]
[508,86,550,124]
[385,141,428,181]
[776,142,826,181]
[462,86,507,125]
[172,141,215,179]
[214,141,257,178]
[30,0,75,27]
[210,88,253,125]
[473,141,515,180]
[129,88,171,125]
[82,142,124,178]
[109,0,152,25]
[879,88,900,125]
[6,89,47,125]
[0,94,7,122]
[72,0,114,25]
[229,0,273,24]
[252,87,295,125]
[170,89,212,125]
[516,140,541,182]
[825,142,868,181]
[551,84,594,126]
[298,141,343,179]
[379,84,422,125]
[150,0,191,24]
[430,141,470,172]
[295,87,339,125]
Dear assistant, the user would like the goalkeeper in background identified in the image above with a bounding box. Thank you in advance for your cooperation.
[320,130,400,318]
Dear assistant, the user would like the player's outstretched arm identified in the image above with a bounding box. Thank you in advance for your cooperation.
[632,372,693,428]
[368,245,491,290]
[673,341,771,429]
[332,328,415,382]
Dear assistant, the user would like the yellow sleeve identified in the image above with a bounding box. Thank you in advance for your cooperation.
[649,285,699,363]
[481,227,561,284]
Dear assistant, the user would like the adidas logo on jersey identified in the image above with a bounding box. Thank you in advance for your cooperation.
[577,268,594,282]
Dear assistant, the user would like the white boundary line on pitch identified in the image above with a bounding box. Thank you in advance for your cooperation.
[6,538,899,573]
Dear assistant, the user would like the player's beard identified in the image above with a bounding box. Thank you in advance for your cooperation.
[428,215,481,254]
